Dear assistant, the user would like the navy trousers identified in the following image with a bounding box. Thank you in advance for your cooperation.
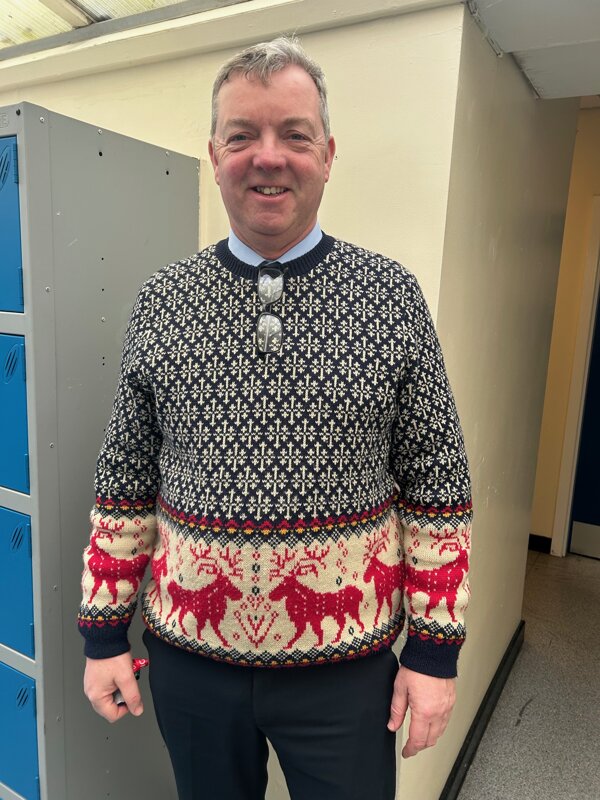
[143,629,398,800]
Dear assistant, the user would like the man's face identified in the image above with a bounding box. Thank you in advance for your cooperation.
[209,65,335,259]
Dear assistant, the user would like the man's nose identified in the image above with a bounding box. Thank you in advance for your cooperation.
[252,136,286,170]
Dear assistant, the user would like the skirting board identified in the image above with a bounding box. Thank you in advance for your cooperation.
[439,620,525,800]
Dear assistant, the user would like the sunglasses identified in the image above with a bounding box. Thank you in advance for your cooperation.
[256,263,284,354]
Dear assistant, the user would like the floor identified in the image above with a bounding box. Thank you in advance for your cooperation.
[458,550,600,800]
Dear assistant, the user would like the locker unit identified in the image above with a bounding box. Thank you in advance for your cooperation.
[0,103,198,800]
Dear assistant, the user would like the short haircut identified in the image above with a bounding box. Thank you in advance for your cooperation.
[211,36,330,139]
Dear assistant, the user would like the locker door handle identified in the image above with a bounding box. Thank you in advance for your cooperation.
[3,343,23,383]
[12,140,19,184]
[15,685,33,710]
[10,523,26,552]
[0,143,10,192]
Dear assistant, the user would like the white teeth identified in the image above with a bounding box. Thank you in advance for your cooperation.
[255,186,286,195]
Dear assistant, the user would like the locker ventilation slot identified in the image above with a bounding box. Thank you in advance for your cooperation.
[11,525,24,550]
[16,686,30,708]
[0,145,10,190]
[4,345,19,381]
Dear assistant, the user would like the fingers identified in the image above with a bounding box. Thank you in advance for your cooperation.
[402,714,430,758]
[84,653,144,723]
[395,667,456,758]
[90,691,131,724]
[401,711,450,758]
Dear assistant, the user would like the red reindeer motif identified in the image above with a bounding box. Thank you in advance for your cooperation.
[404,529,469,622]
[146,531,170,615]
[362,529,404,626]
[87,526,150,605]
[165,543,243,647]
[269,545,365,649]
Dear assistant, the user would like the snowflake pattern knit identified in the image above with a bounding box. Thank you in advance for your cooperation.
[78,235,472,678]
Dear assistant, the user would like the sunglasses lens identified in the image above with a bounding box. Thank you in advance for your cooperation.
[257,312,282,353]
[258,270,284,305]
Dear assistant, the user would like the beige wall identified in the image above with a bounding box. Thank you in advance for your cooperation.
[0,1,463,315]
[531,109,600,540]
[0,1,579,797]
[400,10,577,800]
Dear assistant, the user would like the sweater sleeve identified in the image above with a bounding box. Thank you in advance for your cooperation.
[78,284,162,659]
[391,274,472,679]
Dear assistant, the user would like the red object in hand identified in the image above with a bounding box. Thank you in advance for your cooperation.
[113,657,149,706]
[132,658,149,674]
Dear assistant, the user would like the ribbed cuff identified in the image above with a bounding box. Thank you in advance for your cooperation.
[79,615,132,659]
[399,632,461,678]
[83,636,131,660]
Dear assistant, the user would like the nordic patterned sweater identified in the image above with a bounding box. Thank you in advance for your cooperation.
[78,235,472,678]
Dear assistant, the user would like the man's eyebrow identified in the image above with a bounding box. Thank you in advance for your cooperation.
[281,117,317,131]
[220,117,318,134]
[222,118,256,131]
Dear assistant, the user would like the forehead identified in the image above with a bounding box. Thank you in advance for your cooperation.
[215,65,322,129]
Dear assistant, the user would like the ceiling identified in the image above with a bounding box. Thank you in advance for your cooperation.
[469,0,600,102]
[1,0,600,105]
[0,0,243,57]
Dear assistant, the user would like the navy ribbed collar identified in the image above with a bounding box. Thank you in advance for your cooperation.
[215,234,336,282]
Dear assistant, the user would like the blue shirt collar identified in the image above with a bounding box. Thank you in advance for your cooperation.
[228,223,323,266]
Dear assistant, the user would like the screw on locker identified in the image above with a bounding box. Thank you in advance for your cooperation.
[45,287,51,292]
[40,117,45,123]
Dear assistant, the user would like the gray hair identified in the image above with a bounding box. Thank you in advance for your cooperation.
[211,36,330,139]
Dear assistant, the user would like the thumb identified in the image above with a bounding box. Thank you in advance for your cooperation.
[116,672,144,717]
[387,676,409,732]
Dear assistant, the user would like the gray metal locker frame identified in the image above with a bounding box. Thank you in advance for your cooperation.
[0,102,199,800]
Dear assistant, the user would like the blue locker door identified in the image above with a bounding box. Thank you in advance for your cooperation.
[0,334,29,494]
[0,508,34,657]
[0,136,24,312]
[0,661,39,799]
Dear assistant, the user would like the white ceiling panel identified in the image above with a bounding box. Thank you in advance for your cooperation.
[470,0,600,98]
[473,0,600,52]
[515,40,600,99]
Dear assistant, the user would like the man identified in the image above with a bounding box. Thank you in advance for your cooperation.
[80,37,472,800]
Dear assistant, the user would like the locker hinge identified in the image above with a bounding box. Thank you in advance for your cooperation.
[12,140,19,184]
[35,772,41,800]
[30,622,35,655]
[25,453,30,486]
[26,520,32,556]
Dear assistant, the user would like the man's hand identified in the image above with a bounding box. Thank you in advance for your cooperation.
[84,652,144,723]
[387,665,456,758]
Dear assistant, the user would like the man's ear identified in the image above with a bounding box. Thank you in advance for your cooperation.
[324,136,336,182]
[208,139,220,185]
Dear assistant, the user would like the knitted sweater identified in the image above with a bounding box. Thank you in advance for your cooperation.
[78,235,472,678]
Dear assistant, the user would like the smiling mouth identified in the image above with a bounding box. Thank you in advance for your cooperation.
[253,186,288,195]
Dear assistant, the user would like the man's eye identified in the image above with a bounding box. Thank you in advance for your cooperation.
[289,133,308,141]
[228,134,248,143]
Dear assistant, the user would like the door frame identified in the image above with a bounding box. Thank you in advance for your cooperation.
[551,195,600,556]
